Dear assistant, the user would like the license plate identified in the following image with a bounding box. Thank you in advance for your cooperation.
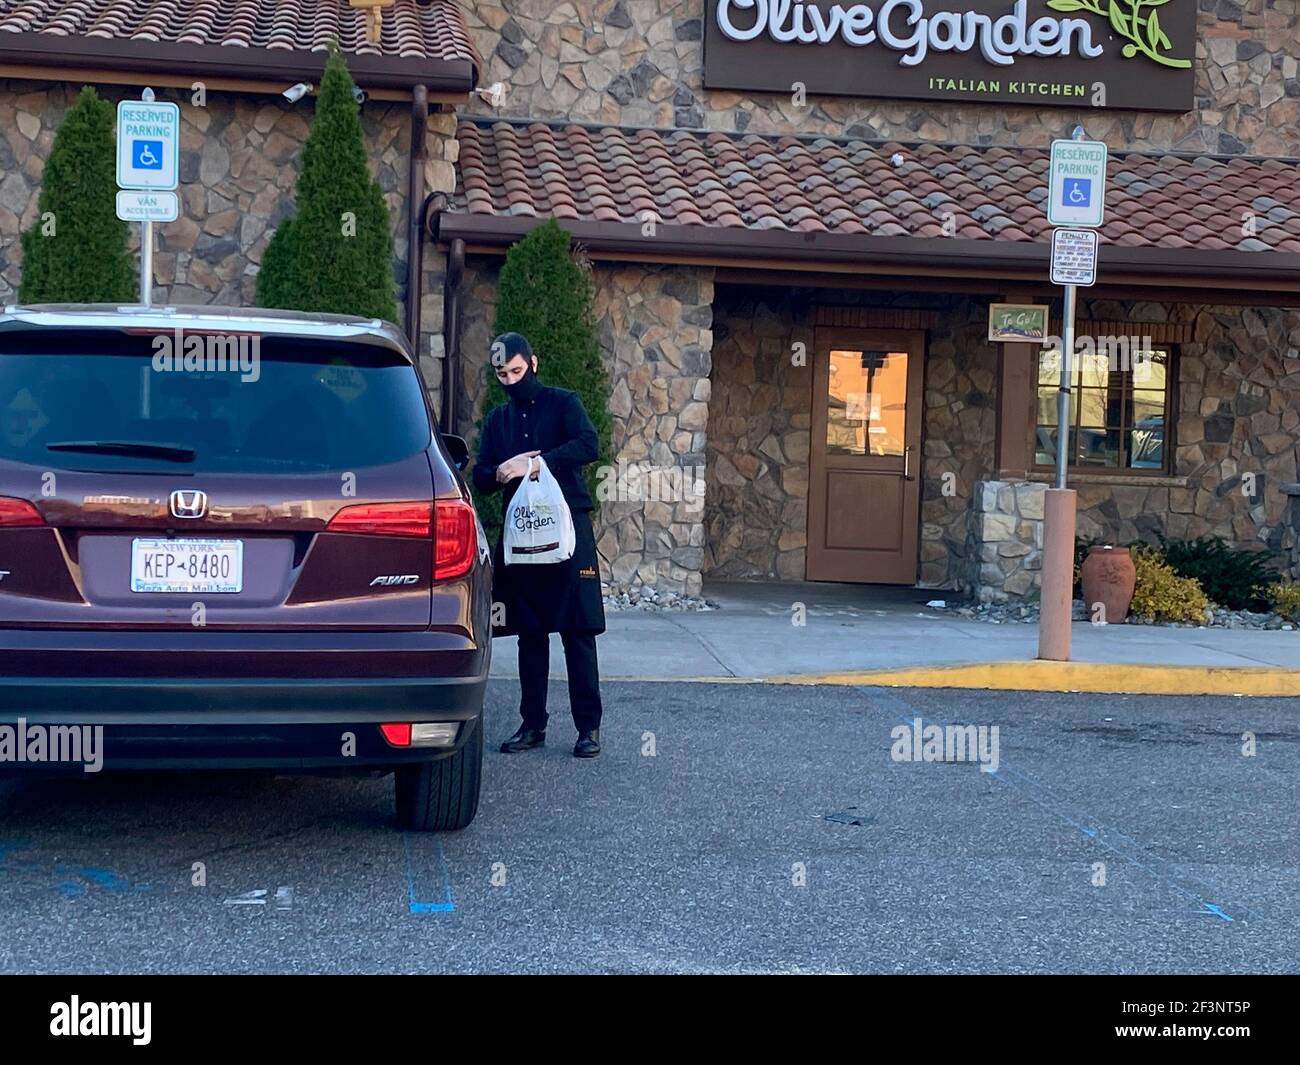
[130,538,243,593]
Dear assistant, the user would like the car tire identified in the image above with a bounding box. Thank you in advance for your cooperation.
[394,718,482,832]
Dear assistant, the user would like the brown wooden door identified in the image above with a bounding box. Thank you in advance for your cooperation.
[807,327,924,584]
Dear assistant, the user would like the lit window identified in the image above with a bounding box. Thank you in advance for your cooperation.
[1034,346,1172,473]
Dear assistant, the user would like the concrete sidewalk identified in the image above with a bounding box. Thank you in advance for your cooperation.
[487,580,1300,694]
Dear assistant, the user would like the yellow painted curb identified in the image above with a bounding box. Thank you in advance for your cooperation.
[605,661,1300,695]
[761,661,1300,696]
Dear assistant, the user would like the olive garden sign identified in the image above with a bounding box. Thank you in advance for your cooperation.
[703,0,1195,110]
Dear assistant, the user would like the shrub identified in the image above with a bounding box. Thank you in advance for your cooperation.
[1129,545,1210,624]
[256,45,396,322]
[254,217,297,311]
[472,219,612,539]
[1267,581,1300,622]
[19,86,136,303]
[1157,535,1276,610]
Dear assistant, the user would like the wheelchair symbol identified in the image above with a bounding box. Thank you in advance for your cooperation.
[132,139,164,170]
[1062,177,1092,208]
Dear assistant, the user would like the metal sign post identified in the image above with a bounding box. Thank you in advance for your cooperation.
[1055,282,1075,490]
[1048,227,1099,491]
[1039,130,1106,661]
[140,217,152,306]
[115,87,180,307]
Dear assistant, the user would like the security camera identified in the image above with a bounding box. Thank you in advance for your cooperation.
[353,86,367,104]
[282,82,312,103]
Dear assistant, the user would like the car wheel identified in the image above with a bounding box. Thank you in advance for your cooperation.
[394,718,482,831]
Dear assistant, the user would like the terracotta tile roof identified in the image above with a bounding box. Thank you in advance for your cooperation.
[0,0,479,69]
[454,119,1300,256]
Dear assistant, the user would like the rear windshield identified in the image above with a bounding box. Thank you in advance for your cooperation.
[0,329,432,472]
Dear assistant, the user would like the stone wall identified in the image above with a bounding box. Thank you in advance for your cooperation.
[966,480,1045,602]
[458,256,715,595]
[965,298,1300,601]
[705,290,810,581]
[1067,299,1300,561]
[708,289,1300,599]
[1284,484,1300,579]
[461,2,1300,155]
[920,299,999,588]
[0,79,457,410]
[706,288,996,588]
[457,258,504,435]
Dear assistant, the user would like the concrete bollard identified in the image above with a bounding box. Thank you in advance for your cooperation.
[1037,488,1077,662]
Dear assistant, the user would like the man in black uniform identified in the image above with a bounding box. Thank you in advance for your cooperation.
[471,332,607,758]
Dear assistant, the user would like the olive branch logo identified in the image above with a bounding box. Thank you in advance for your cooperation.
[1046,0,1191,69]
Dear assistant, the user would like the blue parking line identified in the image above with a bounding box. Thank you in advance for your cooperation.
[402,833,454,914]
[1,839,154,896]
[866,690,1249,923]
[989,760,1256,921]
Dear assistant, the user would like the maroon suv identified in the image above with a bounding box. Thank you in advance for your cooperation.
[0,305,490,831]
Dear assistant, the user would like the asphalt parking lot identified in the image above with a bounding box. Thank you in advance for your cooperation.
[0,681,1296,974]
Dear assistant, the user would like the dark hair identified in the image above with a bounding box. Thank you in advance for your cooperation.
[490,332,533,368]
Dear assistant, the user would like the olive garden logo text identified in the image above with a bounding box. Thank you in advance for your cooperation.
[704,0,1195,111]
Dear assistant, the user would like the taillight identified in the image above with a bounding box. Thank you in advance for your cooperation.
[325,498,476,581]
[434,499,476,580]
[0,497,43,527]
[327,502,431,538]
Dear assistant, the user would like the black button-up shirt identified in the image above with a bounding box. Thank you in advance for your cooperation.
[471,385,599,512]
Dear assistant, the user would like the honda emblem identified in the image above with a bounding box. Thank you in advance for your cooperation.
[169,489,207,519]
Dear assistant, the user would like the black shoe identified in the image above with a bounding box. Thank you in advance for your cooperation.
[500,726,545,753]
[574,729,601,758]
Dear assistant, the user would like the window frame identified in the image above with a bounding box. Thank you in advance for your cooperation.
[1030,343,1178,478]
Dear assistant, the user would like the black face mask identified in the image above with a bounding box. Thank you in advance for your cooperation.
[504,365,542,402]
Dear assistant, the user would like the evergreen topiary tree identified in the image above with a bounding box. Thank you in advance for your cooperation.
[472,219,612,537]
[253,217,298,311]
[256,45,396,322]
[19,85,136,303]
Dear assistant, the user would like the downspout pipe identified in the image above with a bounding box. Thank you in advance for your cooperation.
[404,84,428,349]
[445,235,466,434]
[425,192,462,432]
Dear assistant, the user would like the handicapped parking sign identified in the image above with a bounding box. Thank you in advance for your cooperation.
[116,99,179,190]
[132,140,164,170]
[1047,139,1107,227]
[1062,177,1091,208]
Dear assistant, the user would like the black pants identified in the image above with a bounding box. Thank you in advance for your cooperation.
[517,631,603,734]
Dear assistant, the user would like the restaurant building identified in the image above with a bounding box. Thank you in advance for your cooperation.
[3,1,1300,600]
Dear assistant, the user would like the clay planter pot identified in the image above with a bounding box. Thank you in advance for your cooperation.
[1080,545,1137,624]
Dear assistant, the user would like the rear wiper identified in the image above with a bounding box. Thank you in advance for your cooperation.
[47,440,196,462]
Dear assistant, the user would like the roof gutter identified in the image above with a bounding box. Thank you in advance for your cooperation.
[435,214,1300,292]
[0,33,476,92]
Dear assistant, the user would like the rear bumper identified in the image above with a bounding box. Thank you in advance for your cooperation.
[0,675,487,771]
[0,674,485,721]
[0,626,491,771]
[0,627,489,679]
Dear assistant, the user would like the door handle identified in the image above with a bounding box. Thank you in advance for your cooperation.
[903,444,914,481]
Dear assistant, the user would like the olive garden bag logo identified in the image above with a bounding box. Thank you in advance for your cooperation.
[704,0,1196,111]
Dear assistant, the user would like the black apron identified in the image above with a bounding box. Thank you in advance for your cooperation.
[490,494,606,637]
